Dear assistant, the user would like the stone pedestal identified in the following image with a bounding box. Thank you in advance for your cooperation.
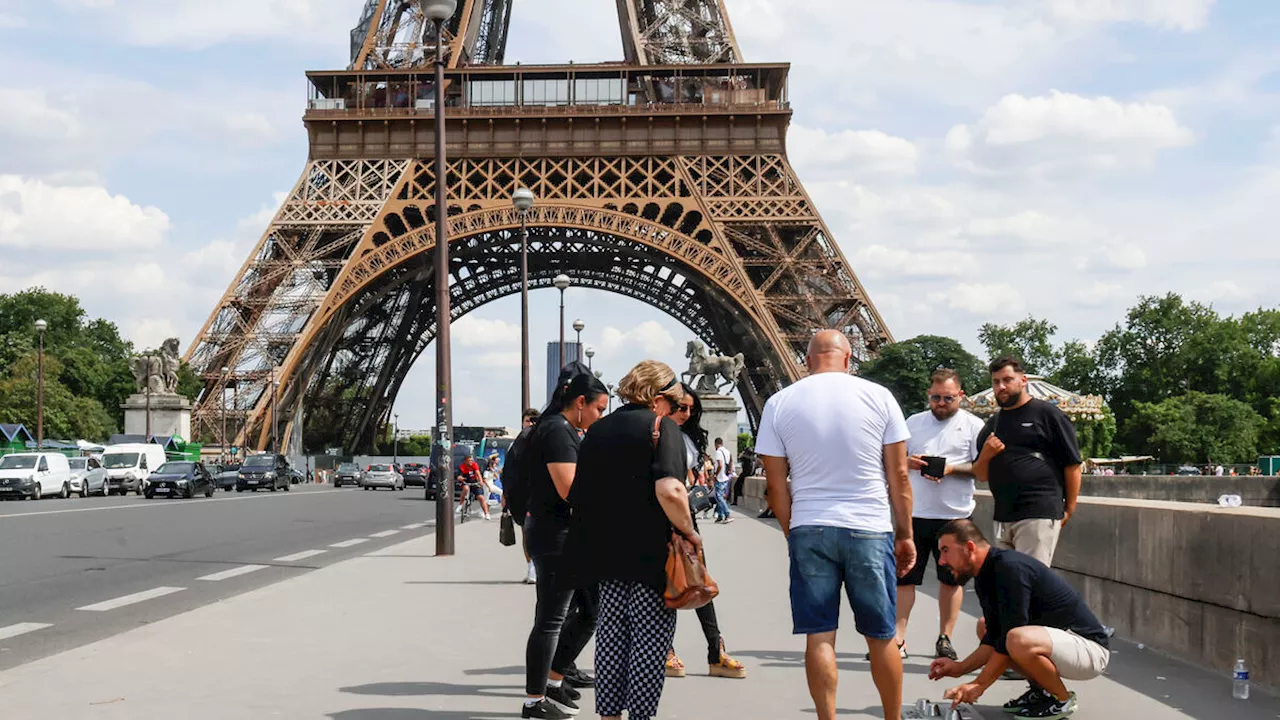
[698,394,741,461]
[122,394,192,440]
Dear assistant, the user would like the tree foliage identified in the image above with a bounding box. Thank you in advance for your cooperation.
[0,353,117,441]
[858,335,987,414]
[1129,392,1263,464]
[978,317,1061,376]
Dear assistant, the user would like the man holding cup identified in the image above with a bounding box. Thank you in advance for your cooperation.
[892,369,984,662]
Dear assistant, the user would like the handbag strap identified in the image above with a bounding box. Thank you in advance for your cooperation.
[651,414,662,450]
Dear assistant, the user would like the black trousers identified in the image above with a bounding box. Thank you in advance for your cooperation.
[525,515,599,696]
[731,475,746,504]
[685,513,722,663]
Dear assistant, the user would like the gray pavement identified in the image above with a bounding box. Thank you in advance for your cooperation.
[0,506,1276,718]
[0,484,439,671]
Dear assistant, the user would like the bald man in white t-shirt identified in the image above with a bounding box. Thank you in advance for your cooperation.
[756,330,916,720]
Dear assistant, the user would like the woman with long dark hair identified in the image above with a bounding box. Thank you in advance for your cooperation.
[665,382,747,680]
[521,363,611,720]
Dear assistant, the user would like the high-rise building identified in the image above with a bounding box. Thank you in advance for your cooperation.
[545,341,584,405]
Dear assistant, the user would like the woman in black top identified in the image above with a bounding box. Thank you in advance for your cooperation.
[664,383,746,680]
[564,360,702,720]
[522,366,610,720]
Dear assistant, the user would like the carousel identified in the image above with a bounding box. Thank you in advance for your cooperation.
[962,375,1106,421]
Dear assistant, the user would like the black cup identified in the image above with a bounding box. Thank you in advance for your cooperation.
[922,456,946,478]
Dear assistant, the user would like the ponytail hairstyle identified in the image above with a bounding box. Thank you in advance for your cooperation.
[678,382,708,458]
[541,361,609,421]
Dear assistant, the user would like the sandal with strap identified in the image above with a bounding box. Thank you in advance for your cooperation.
[665,649,686,678]
[709,639,747,679]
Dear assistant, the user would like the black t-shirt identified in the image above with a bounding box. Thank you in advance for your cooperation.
[975,398,1082,522]
[526,413,581,528]
[501,426,535,519]
[976,547,1109,654]
[565,404,687,592]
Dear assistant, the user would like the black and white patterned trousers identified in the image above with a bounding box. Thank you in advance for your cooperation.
[595,579,677,719]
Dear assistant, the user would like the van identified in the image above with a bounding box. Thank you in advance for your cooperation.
[101,443,169,496]
[0,452,74,500]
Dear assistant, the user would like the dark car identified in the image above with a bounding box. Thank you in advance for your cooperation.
[334,462,362,488]
[424,466,442,500]
[236,454,292,492]
[215,464,240,491]
[402,463,428,488]
[146,461,216,499]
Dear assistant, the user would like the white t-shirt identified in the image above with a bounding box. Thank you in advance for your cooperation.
[755,372,910,533]
[714,446,733,483]
[682,434,699,485]
[905,409,985,520]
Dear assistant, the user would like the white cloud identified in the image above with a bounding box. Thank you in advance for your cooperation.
[64,0,355,48]
[789,126,919,179]
[946,91,1194,175]
[454,317,520,349]
[931,283,1026,317]
[0,175,170,250]
[852,245,979,278]
[1072,281,1125,307]
[1079,243,1147,272]
[1047,0,1216,32]
[600,321,676,355]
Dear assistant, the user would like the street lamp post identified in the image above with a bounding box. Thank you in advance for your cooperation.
[393,413,400,465]
[145,352,153,439]
[606,382,615,412]
[512,187,535,414]
[34,320,46,449]
[423,0,459,556]
[270,367,279,454]
[585,346,595,370]
[554,274,571,370]
[572,318,585,362]
[221,367,229,464]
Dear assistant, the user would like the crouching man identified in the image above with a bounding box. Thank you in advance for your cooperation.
[927,519,1109,719]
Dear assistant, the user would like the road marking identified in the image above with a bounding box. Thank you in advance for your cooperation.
[0,489,343,520]
[400,523,426,530]
[329,538,369,548]
[0,623,53,641]
[197,564,268,582]
[370,529,400,538]
[77,587,185,612]
[273,549,327,563]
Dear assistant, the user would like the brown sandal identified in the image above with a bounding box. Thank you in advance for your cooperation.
[709,639,747,679]
[665,649,686,678]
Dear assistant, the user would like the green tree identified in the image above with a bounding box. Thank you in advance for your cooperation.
[737,432,752,454]
[1052,340,1107,398]
[1128,392,1263,464]
[858,335,987,413]
[1073,406,1117,461]
[977,316,1061,376]
[0,353,116,441]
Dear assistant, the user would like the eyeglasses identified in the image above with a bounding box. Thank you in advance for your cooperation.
[929,394,958,404]
[675,403,693,413]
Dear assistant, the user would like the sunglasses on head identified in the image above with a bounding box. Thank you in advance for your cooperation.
[929,394,958,404]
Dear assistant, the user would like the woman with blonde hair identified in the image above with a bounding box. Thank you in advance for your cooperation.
[564,360,701,720]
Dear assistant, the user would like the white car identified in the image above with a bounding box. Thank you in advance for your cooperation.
[360,464,404,491]
[0,452,74,500]
[69,456,110,497]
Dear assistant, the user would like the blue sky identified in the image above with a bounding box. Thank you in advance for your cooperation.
[1,0,1277,430]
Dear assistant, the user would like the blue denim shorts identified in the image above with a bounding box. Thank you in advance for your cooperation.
[788,525,897,639]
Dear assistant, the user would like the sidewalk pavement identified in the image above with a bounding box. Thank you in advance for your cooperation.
[1,508,1276,719]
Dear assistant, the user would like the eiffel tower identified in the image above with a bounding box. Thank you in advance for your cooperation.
[185,0,893,454]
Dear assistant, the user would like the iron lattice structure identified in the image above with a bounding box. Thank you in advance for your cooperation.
[185,0,892,453]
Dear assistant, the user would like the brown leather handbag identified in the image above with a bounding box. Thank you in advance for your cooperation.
[664,532,719,610]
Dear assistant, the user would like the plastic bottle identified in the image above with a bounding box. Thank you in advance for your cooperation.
[1233,658,1250,700]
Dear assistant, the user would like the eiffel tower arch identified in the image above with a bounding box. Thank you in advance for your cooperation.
[185,0,893,453]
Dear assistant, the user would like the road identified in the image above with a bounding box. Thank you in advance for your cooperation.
[0,484,447,671]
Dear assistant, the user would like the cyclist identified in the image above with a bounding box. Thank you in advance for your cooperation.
[456,454,491,520]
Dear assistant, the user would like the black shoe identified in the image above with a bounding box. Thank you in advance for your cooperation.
[1002,686,1050,714]
[1001,667,1025,681]
[1015,691,1076,718]
[562,668,595,689]
[556,682,581,702]
[544,684,580,715]
[935,634,959,661]
[522,699,572,719]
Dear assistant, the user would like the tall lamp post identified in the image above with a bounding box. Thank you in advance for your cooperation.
[554,274,571,370]
[34,319,46,449]
[220,367,229,464]
[513,187,535,414]
[144,352,153,439]
[585,346,595,371]
[393,413,400,465]
[270,367,280,454]
[422,0,459,556]
[572,318,585,362]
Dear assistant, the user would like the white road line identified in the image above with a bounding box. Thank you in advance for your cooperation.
[400,523,426,530]
[197,564,268,582]
[369,529,400,538]
[0,489,343,520]
[77,587,185,612]
[273,549,327,563]
[0,623,53,641]
[329,538,369,548]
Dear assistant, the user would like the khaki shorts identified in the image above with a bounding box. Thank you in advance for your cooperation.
[1045,627,1110,680]
[993,518,1061,567]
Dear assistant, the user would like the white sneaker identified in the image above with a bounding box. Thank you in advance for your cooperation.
[524,563,537,584]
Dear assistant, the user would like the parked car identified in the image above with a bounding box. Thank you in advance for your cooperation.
[0,452,74,500]
[334,462,362,488]
[101,443,167,495]
[1175,465,1202,476]
[360,463,404,491]
[402,462,428,488]
[288,466,305,485]
[424,467,442,500]
[69,456,109,497]
[145,461,216,499]
[236,453,291,492]
[215,463,240,491]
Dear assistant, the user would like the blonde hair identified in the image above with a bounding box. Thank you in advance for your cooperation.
[616,360,684,407]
